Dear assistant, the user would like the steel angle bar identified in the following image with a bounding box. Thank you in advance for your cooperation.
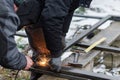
[74,14,120,21]
[74,14,103,19]
[62,68,119,80]
[29,67,88,80]
[29,67,119,80]
[76,43,120,53]
[64,15,112,52]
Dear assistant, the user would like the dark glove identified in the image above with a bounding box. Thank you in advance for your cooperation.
[47,33,64,72]
[49,56,61,72]
[46,35,64,72]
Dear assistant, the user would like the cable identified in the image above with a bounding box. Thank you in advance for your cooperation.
[15,70,20,80]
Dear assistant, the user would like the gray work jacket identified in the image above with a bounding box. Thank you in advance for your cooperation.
[0,0,26,70]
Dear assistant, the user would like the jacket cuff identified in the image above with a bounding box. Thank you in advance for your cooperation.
[18,53,27,70]
[1,53,27,70]
[51,50,63,58]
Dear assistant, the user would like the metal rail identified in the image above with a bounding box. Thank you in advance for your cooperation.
[76,43,120,53]
[15,32,27,37]
[30,67,119,80]
[64,15,112,51]
[16,15,120,80]
[74,14,120,21]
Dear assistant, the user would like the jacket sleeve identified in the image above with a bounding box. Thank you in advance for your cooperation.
[0,0,26,70]
[16,0,41,30]
[40,0,72,58]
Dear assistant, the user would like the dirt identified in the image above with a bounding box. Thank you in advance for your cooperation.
[0,67,30,80]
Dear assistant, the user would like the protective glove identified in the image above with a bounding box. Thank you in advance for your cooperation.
[49,56,62,72]
[48,36,65,72]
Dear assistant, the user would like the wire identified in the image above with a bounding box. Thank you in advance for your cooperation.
[15,70,20,80]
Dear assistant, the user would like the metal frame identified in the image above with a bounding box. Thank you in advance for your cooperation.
[64,15,112,51]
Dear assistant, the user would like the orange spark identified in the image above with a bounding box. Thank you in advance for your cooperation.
[37,55,50,67]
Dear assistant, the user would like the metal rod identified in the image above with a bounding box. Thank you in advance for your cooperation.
[64,15,112,52]
[74,14,120,21]
[76,43,120,53]
[15,32,27,37]
[29,67,87,80]
[74,14,103,19]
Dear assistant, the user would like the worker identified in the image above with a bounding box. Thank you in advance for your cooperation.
[0,0,34,70]
[40,0,93,72]
[16,0,93,80]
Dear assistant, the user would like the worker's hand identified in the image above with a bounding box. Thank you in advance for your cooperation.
[24,56,34,70]
[14,4,18,12]
[49,56,62,72]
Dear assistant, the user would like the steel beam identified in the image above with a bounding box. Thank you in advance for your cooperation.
[64,15,112,51]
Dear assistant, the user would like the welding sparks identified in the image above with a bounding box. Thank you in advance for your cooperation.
[37,55,50,67]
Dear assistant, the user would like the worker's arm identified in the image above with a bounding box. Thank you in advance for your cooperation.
[0,0,33,70]
[40,0,73,58]
[40,0,93,57]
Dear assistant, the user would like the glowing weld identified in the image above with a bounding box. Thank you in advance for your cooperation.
[37,55,50,67]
